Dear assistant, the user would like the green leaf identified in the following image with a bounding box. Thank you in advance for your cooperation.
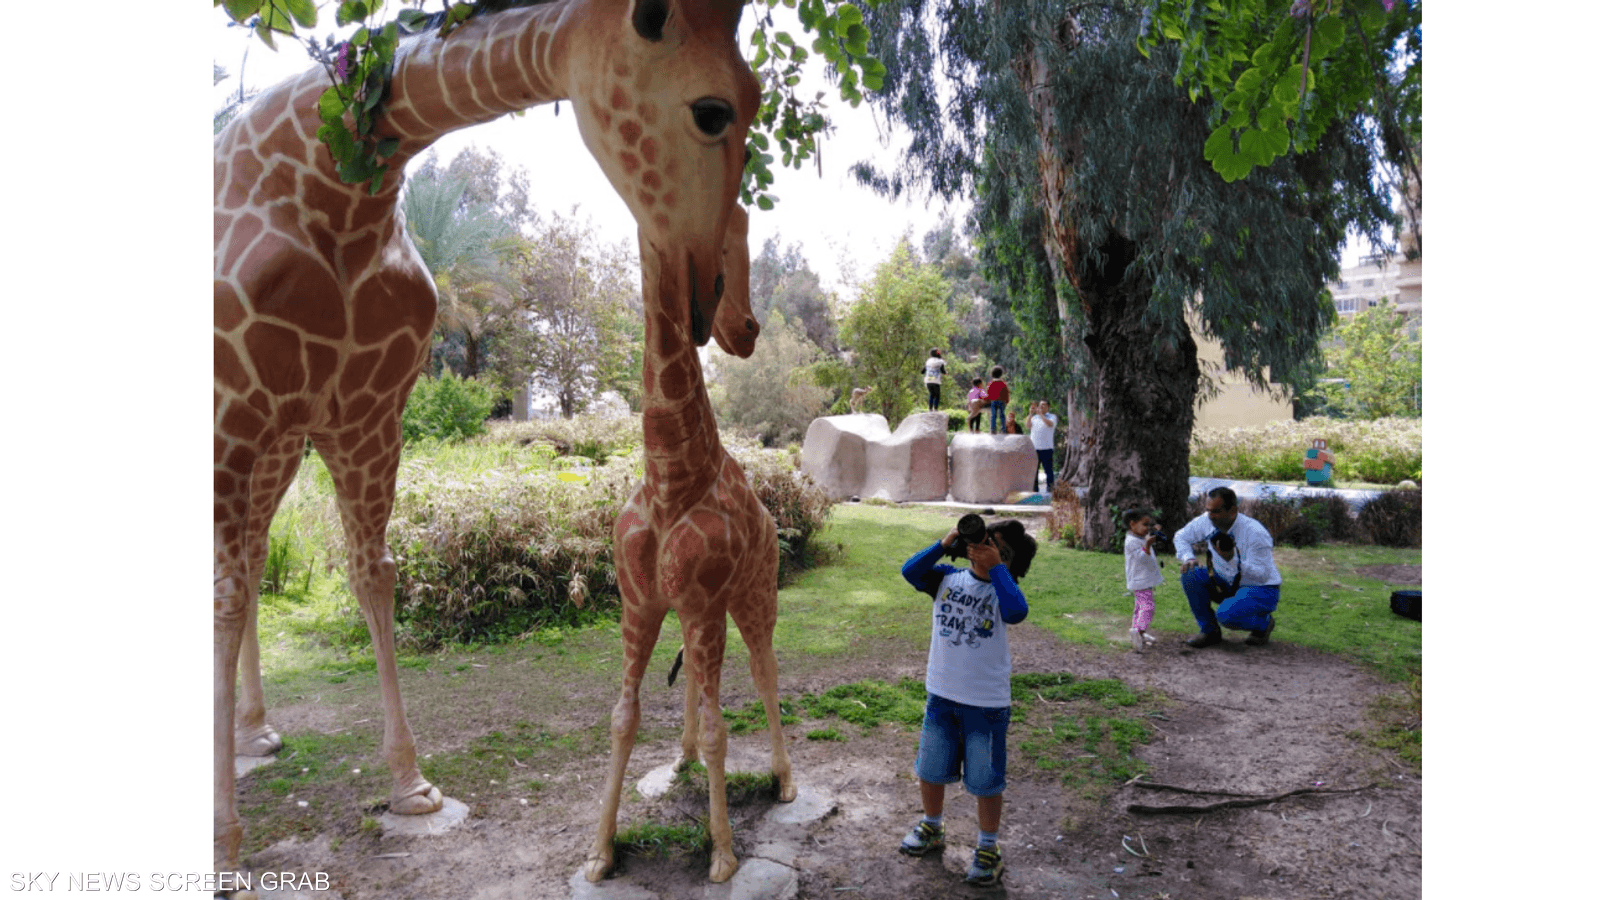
[1272,70,1302,105]
[756,195,775,211]
[397,9,429,29]
[254,19,278,50]
[281,0,318,29]
[1309,14,1345,59]
[337,1,368,27]
[367,165,388,195]
[1233,67,1264,94]
[317,85,346,121]
[836,3,863,27]
[1202,125,1233,162]
[845,23,869,56]
[376,137,401,158]
[1238,128,1273,166]
[1261,124,1290,157]
[222,0,262,24]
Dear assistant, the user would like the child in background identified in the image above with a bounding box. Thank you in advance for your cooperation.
[898,518,1038,886]
[985,367,1009,434]
[1123,509,1163,652]
[966,378,986,432]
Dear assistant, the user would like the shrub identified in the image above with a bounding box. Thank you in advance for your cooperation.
[1046,484,1085,548]
[1190,417,1421,486]
[401,371,498,443]
[1356,489,1422,548]
[725,436,837,582]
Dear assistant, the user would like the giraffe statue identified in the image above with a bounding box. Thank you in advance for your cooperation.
[213,0,759,876]
[584,202,797,885]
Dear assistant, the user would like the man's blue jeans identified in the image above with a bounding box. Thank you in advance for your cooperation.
[1181,566,1279,634]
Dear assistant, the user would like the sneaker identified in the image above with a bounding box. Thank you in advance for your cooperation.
[1143,632,1157,647]
[1185,630,1223,648]
[1245,615,1276,646]
[898,819,945,857]
[1129,627,1145,653]
[966,845,1004,886]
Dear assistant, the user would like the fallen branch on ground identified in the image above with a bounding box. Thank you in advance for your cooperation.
[1127,781,1379,815]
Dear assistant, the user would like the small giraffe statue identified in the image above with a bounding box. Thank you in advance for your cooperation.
[214,0,759,877]
[584,205,797,884]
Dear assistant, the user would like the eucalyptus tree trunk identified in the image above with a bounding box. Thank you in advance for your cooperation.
[1017,16,1196,549]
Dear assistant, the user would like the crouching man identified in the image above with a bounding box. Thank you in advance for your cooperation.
[1172,487,1282,648]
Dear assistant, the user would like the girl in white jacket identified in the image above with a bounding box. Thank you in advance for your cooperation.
[1122,509,1165,651]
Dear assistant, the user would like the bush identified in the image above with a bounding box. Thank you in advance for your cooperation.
[1190,417,1421,486]
[1046,484,1085,548]
[725,436,837,582]
[401,371,498,443]
[279,416,836,650]
[1356,489,1422,548]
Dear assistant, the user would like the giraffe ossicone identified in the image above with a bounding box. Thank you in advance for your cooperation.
[213,0,762,882]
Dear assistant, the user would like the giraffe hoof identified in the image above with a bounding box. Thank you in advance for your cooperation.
[389,784,443,815]
[777,778,798,803]
[709,850,738,883]
[583,853,614,883]
[234,724,283,757]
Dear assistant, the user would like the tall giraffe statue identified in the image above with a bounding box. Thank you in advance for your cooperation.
[584,203,797,885]
[213,0,759,876]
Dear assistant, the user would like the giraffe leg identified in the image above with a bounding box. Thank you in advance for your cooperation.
[214,485,252,878]
[743,632,796,803]
[585,602,667,882]
[678,640,702,770]
[316,434,442,816]
[235,436,304,757]
[684,617,737,883]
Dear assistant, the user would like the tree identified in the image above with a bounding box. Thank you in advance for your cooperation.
[515,213,641,418]
[1315,301,1420,419]
[1137,0,1422,253]
[837,240,956,424]
[400,161,518,382]
[708,311,829,445]
[859,1,1392,547]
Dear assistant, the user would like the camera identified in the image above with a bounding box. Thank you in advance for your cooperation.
[944,513,988,560]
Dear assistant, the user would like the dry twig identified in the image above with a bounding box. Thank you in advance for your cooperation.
[1128,782,1379,815]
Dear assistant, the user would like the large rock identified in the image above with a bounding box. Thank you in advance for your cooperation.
[862,412,949,502]
[800,413,950,502]
[949,433,1036,504]
[800,414,887,500]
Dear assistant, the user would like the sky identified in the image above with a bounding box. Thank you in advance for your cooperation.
[211,3,965,298]
[2,2,1595,895]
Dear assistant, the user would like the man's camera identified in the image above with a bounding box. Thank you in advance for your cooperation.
[945,513,988,560]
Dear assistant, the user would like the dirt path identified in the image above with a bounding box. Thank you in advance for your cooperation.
[243,611,1419,900]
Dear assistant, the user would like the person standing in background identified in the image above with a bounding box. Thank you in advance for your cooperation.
[923,349,946,412]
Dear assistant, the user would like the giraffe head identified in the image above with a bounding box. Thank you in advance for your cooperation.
[711,203,758,359]
[567,0,759,347]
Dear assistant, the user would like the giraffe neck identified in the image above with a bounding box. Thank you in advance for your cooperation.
[381,1,578,158]
[637,258,724,518]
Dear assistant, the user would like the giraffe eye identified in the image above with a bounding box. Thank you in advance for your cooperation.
[689,99,735,138]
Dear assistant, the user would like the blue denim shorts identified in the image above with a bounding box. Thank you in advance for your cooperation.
[913,692,1010,797]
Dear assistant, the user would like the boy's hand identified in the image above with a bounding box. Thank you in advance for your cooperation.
[967,540,1001,570]
[940,527,962,548]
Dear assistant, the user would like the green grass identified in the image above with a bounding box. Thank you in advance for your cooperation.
[787,506,1420,684]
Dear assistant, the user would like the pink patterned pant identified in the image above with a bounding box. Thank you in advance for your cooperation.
[1132,589,1155,632]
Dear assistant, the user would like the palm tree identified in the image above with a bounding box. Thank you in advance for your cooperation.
[401,169,518,380]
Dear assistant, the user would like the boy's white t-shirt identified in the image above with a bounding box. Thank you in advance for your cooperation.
[1124,533,1165,591]
[924,568,1013,708]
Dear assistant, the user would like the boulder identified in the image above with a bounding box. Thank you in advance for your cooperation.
[800,413,951,502]
[949,433,1037,504]
[800,414,889,500]
[862,412,950,502]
